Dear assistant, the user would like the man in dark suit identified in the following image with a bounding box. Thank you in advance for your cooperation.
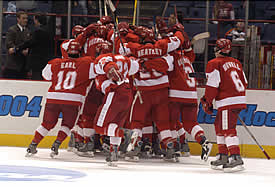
[4,11,31,79]
[15,13,51,80]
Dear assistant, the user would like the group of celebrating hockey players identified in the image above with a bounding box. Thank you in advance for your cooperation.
[25,15,247,172]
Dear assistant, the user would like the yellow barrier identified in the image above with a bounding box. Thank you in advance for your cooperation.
[1,134,274,159]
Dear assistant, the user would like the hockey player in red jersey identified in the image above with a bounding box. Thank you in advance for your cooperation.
[201,38,247,172]
[167,50,213,161]
[67,23,112,156]
[26,41,96,158]
[166,23,212,161]
[93,53,140,166]
[60,25,84,58]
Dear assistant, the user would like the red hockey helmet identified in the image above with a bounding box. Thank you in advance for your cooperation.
[143,28,156,43]
[170,23,185,33]
[134,26,147,38]
[118,22,129,36]
[156,18,168,34]
[97,25,108,39]
[83,23,99,37]
[72,25,84,37]
[98,16,113,25]
[67,41,82,55]
[106,23,114,31]
[215,38,232,54]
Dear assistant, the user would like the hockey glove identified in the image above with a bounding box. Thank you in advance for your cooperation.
[83,23,98,38]
[200,96,213,115]
[106,67,124,83]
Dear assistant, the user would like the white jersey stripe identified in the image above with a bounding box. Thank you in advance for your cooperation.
[225,136,240,147]
[159,130,172,141]
[142,126,153,134]
[107,123,118,137]
[206,69,221,88]
[36,125,49,137]
[60,126,71,136]
[47,92,85,103]
[216,135,225,144]
[169,89,198,99]
[191,125,203,139]
[96,92,115,127]
[222,110,228,130]
[135,75,169,87]
[216,96,246,109]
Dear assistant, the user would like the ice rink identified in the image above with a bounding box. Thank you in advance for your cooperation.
[0,147,274,187]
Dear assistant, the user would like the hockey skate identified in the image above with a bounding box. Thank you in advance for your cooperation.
[175,139,190,157]
[201,140,213,161]
[140,138,153,159]
[67,133,75,152]
[210,154,229,170]
[223,154,245,173]
[151,140,164,159]
[124,140,143,162]
[50,140,61,158]
[106,145,119,167]
[163,142,179,162]
[25,142,38,157]
[76,137,95,158]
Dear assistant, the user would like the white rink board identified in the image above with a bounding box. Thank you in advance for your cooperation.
[0,80,62,136]
[0,80,275,145]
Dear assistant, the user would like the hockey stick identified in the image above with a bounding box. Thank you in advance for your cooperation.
[191,32,210,45]
[161,0,169,17]
[105,0,143,104]
[191,32,210,54]
[133,0,138,26]
[237,115,271,160]
[104,0,108,16]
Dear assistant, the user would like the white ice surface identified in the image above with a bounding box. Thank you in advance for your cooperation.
[0,147,274,187]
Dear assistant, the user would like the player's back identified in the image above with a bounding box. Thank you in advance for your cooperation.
[46,56,95,105]
[207,56,247,108]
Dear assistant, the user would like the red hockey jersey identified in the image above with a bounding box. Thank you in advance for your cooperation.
[94,54,140,94]
[132,55,174,91]
[118,31,184,58]
[205,56,248,109]
[168,52,198,103]
[42,56,96,106]
[84,35,112,60]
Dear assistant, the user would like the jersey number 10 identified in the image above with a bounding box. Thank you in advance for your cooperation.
[55,71,77,90]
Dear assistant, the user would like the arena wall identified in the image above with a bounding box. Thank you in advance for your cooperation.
[0,80,274,158]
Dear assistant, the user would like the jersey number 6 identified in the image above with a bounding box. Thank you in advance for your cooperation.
[231,70,245,92]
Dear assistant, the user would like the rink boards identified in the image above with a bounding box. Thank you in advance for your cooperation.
[0,79,275,159]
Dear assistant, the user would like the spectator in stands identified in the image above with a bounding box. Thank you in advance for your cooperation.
[225,21,245,62]
[212,0,235,38]
[3,11,31,79]
[72,0,88,26]
[14,13,51,80]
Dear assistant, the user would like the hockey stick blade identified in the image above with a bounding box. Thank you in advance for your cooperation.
[106,0,116,13]
[191,32,210,45]
[189,72,206,79]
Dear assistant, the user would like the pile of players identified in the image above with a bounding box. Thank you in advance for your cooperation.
[26,16,214,166]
